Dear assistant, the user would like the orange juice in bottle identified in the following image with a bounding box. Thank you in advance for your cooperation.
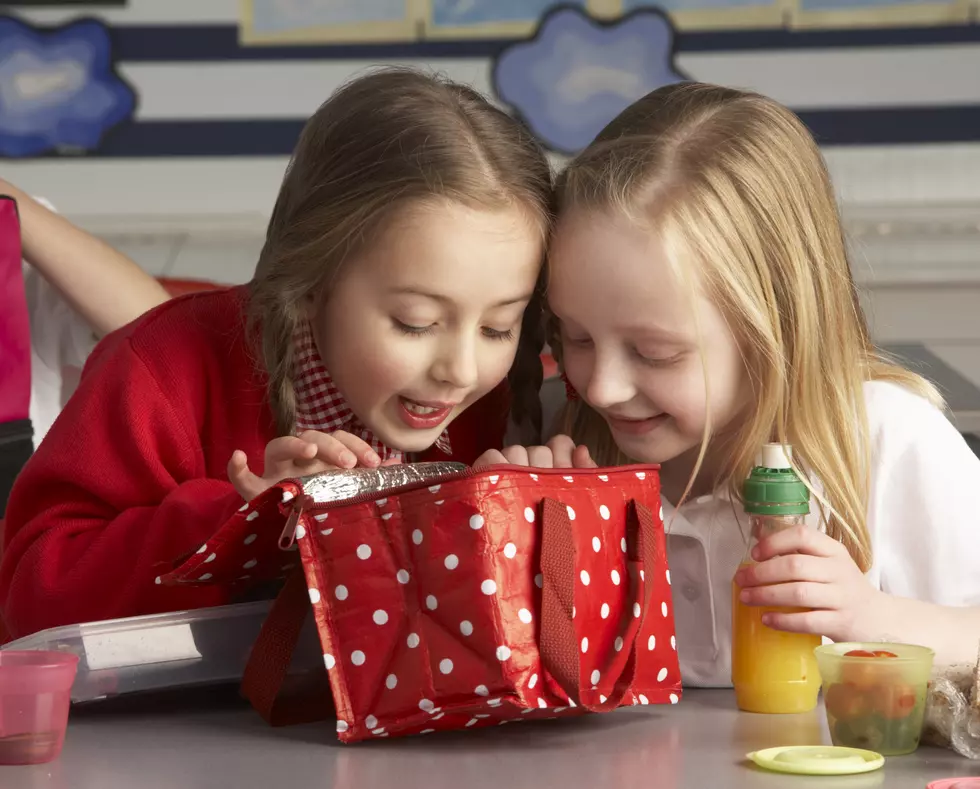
[732,443,821,714]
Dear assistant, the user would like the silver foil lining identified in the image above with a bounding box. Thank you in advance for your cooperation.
[298,462,467,506]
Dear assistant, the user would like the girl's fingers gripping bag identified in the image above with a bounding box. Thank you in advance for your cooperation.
[161,463,683,742]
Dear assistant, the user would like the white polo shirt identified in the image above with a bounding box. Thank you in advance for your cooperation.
[667,380,980,687]
[25,265,97,448]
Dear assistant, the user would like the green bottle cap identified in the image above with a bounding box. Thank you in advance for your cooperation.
[743,444,810,516]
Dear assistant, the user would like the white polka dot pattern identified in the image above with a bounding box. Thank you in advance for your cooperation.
[164,467,679,741]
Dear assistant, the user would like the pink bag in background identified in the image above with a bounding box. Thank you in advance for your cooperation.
[0,196,30,426]
[0,195,33,516]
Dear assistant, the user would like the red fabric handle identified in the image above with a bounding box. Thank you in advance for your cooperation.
[240,567,334,726]
[539,497,658,711]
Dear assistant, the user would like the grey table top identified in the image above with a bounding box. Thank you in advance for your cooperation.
[4,688,977,789]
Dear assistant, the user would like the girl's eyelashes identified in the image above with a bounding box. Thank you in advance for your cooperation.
[634,348,684,367]
[393,319,435,336]
[393,319,516,341]
[483,327,515,341]
[560,327,593,348]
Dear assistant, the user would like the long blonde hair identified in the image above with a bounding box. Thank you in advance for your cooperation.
[248,68,553,439]
[552,82,940,571]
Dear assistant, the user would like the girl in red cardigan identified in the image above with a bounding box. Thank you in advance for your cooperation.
[1,68,552,639]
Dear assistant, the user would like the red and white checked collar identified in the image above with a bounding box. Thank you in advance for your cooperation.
[292,323,451,462]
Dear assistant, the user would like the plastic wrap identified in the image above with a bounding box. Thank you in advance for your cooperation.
[922,643,980,759]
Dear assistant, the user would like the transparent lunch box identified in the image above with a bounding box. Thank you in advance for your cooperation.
[1,600,321,704]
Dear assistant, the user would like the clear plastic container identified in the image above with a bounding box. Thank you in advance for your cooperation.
[1,599,319,704]
[815,641,935,756]
[0,650,78,764]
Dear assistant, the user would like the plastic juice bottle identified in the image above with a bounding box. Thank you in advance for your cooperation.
[731,443,822,714]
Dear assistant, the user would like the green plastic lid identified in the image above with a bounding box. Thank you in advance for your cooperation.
[746,746,884,776]
[743,443,810,516]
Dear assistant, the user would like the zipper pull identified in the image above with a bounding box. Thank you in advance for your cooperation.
[278,490,307,550]
[279,509,300,550]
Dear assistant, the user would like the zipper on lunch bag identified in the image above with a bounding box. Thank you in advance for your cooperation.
[277,463,660,550]
[278,466,478,550]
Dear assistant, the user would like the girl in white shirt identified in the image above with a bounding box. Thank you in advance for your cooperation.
[478,82,980,678]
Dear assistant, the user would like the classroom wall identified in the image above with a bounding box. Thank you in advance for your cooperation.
[4,0,980,399]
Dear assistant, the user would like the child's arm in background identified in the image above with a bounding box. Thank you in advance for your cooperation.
[0,178,171,336]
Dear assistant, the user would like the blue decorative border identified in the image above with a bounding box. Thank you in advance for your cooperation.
[64,105,980,158]
[4,13,980,157]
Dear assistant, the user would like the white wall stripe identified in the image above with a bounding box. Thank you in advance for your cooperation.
[117,45,980,121]
[678,44,980,110]
[119,59,494,121]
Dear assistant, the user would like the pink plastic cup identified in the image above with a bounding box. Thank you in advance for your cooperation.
[0,650,78,765]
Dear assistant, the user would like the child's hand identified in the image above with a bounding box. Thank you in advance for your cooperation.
[228,430,396,502]
[733,526,893,643]
[473,434,597,470]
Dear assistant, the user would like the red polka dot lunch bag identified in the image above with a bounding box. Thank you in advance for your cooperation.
[161,462,682,742]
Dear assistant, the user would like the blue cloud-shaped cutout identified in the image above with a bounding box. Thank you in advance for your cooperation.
[493,7,686,155]
[0,16,136,158]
